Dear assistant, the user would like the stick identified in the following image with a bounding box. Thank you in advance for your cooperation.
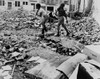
[11,64,16,76]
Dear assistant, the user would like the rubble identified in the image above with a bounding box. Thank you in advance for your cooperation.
[0,8,100,79]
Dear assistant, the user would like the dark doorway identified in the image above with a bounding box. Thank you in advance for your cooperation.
[47,6,54,11]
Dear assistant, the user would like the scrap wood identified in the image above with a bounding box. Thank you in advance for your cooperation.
[11,64,16,76]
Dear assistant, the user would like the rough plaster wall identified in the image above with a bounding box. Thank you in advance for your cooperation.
[93,0,100,25]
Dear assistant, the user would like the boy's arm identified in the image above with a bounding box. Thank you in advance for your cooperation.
[39,12,43,17]
[55,10,58,16]
[64,12,68,23]
[35,10,42,20]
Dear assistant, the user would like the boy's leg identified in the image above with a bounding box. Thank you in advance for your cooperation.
[61,17,69,36]
[56,17,64,36]
[40,16,48,37]
[41,22,46,36]
[62,23,69,36]
[56,21,61,36]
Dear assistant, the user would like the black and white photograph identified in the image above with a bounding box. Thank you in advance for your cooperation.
[0,0,100,79]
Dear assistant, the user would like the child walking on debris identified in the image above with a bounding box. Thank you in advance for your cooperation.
[56,3,69,37]
[36,3,49,38]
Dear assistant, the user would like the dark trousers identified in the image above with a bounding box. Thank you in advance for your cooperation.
[57,16,69,36]
[40,15,49,35]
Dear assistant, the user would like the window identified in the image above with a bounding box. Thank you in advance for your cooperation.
[23,1,28,5]
[8,2,12,10]
[15,1,20,7]
[18,1,20,6]
[26,2,28,5]
[0,0,5,6]
[23,2,25,5]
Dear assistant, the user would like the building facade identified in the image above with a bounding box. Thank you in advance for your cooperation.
[0,0,69,12]
[0,0,33,11]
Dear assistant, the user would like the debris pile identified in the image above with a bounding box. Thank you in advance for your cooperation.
[25,53,100,79]
[0,8,100,79]
[67,17,100,45]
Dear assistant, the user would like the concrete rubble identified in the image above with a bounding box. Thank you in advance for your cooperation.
[0,9,100,79]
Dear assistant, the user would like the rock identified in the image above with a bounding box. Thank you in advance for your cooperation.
[2,65,12,71]
[11,52,20,57]
[19,47,24,52]
[4,75,12,79]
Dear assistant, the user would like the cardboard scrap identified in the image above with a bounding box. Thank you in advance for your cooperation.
[69,65,79,79]
[81,63,100,79]
[37,62,61,79]
[25,62,47,76]
[56,53,87,77]
[86,60,100,68]
[83,45,100,63]
[25,61,61,79]
[69,61,100,79]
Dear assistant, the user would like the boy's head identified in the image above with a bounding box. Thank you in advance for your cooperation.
[59,3,65,8]
[36,3,41,9]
